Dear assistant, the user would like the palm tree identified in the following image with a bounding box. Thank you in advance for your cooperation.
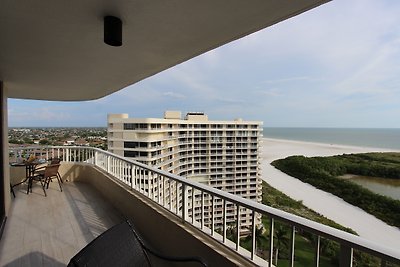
[255,226,268,252]
[274,224,290,265]
[244,226,268,255]
[226,223,237,242]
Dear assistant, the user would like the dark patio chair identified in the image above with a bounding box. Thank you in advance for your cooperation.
[49,157,63,184]
[27,163,61,196]
[50,158,64,183]
[34,160,63,191]
[68,220,207,267]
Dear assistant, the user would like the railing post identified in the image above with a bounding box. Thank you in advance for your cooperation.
[182,184,187,223]
[211,195,215,236]
[269,217,274,267]
[201,192,205,230]
[339,244,353,267]
[139,168,144,195]
[130,165,135,190]
[191,187,195,224]
[66,148,70,162]
[251,211,256,260]
[315,235,320,267]
[119,161,123,181]
[149,172,153,200]
[289,226,296,267]
[175,181,179,213]
[223,199,227,243]
[236,206,240,251]
[107,155,110,173]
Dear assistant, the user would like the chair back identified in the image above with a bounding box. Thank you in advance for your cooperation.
[44,164,60,178]
[68,221,151,267]
[50,158,61,164]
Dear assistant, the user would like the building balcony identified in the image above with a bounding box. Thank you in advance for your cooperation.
[3,148,253,267]
[1,180,123,266]
[3,146,400,266]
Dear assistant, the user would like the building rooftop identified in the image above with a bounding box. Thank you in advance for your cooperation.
[108,112,262,124]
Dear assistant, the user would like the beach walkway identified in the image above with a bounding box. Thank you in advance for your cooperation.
[262,138,400,250]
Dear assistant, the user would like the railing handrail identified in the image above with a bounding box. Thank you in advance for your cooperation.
[10,145,400,263]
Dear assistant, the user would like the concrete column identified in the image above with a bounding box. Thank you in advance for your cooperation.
[0,81,10,239]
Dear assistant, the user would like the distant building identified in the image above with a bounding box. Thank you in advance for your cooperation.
[107,111,263,232]
[63,138,75,146]
[75,138,89,146]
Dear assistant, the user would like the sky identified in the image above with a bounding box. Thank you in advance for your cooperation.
[8,0,400,128]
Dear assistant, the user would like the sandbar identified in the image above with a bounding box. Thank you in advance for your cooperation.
[262,138,400,250]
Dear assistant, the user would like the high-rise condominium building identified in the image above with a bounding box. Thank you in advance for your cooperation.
[107,111,262,232]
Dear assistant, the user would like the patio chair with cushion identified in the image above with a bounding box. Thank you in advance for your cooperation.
[68,220,207,267]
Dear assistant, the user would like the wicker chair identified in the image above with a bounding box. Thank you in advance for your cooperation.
[27,163,61,196]
[68,220,207,267]
[49,157,63,185]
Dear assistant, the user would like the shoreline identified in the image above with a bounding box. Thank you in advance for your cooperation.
[261,137,400,250]
[262,137,400,163]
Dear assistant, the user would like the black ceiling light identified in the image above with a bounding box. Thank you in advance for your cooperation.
[104,16,122,47]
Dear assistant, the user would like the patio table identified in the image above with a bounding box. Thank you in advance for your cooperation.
[10,160,46,194]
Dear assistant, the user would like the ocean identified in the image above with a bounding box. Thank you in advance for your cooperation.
[263,128,400,150]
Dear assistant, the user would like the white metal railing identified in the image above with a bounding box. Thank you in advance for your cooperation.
[9,146,400,266]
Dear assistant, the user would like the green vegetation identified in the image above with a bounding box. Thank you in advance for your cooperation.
[9,138,23,144]
[218,181,385,265]
[261,182,355,266]
[232,182,381,266]
[262,181,355,233]
[8,127,107,149]
[39,139,50,145]
[271,153,400,228]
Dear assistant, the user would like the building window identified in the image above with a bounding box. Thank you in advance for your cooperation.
[124,142,137,148]
[123,123,136,130]
[124,151,138,157]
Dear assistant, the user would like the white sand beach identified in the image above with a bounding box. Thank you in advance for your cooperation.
[262,138,400,250]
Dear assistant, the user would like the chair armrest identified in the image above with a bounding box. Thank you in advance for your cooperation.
[144,247,207,266]
[127,220,207,267]
[33,166,45,172]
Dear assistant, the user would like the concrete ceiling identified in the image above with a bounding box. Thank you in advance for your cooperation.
[0,0,329,101]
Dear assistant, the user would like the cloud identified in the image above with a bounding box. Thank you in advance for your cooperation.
[9,106,72,126]
[215,97,245,105]
[262,77,313,85]
[332,37,400,95]
[256,88,282,97]
[162,91,186,99]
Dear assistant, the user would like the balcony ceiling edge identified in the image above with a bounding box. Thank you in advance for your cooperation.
[0,0,330,101]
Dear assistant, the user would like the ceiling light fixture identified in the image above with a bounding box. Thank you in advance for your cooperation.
[104,16,122,47]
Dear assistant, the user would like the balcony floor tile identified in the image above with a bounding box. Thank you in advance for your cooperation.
[0,181,124,266]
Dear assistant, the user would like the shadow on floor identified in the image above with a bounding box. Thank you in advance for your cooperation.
[3,251,65,267]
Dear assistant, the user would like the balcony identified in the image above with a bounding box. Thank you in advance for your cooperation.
[2,146,400,266]
[0,181,123,266]
[3,147,260,266]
